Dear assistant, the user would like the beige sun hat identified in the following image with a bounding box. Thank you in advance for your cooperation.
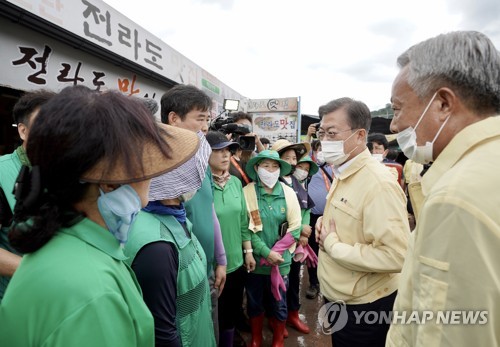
[80,123,199,184]
[271,139,311,160]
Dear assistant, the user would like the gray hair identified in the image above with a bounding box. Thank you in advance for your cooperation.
[397,31,500,113]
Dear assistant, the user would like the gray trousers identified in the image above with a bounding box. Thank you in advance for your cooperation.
[208,270,219,345]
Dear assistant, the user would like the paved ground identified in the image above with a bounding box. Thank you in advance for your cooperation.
[239,265,332,347]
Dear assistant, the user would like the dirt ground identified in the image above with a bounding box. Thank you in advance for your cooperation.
[238,266,332,347]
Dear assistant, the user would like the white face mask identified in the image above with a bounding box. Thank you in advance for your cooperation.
[316,151,325,165]
[321,130,359,166]
[257,167,280,188]
[293,168,309,182]
[396,92,450,164]
[372,153,384,162]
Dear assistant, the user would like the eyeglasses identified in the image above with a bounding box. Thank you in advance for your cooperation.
[316,128,353,140]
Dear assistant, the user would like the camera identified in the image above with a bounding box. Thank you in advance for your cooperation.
[210,114,255,151]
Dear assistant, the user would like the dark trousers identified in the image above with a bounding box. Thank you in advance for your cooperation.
[286,259,301,311]
[247,273,289,321]
[218,267,246,330]
[307,213,321,286]
[325,291,397,347]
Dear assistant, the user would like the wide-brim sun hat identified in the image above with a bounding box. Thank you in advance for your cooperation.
[205,131,240,152]
[246,150,292,181]
[297,155,319,177]
[271,139,311,160]
[80,123,199,184]
[148,131,211,200]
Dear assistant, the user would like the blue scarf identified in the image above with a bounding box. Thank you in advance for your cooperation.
[143,201,187,224]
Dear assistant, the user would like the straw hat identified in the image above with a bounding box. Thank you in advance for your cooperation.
[245,150,292,181]
[297,155,319,177]
[271,139,311,160]
[80,123,199,184]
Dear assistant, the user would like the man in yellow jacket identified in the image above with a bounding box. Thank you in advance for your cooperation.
[386,31,500,347]
[315,97,410,347]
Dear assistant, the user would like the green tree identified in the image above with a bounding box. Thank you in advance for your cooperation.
[370,103,393,118]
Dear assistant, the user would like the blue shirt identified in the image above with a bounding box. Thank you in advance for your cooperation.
[309,164,333,215]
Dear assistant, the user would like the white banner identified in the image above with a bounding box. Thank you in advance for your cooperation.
[5,0,244,105]
[252,112,298,144]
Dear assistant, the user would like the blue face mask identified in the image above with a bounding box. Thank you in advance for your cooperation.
[97,184,142,247]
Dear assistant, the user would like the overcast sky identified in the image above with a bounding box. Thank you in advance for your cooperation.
[104,0,500,115]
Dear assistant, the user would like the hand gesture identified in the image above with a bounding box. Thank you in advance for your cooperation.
[266,250,284,266]
[214,264,227,296]
[307,123,318,137]
[318,218,339,251]
[315,216,323,243]
[244,253,256,272]
[298,236,309,247]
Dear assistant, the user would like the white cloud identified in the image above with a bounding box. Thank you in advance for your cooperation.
[103,0,499,114]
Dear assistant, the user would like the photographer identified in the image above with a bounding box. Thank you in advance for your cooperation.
[260,137,270,150]
[225,112,265,153]
[305,122,320,143]
[212,112,264,188]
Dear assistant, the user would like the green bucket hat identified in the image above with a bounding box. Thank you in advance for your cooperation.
[246,150,292,181]
[296,155,319,177]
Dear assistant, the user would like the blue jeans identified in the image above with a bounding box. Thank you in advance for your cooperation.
[246,273,289,321]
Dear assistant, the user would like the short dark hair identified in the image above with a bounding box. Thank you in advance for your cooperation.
[10,86,171,254]
[141,97,159,116]
[260,137,270,145]
[230,111,252,124]
[319,97,371,131]
[368,132,389,149]
[318,105,327,119]
[386,148,399,161]
[13,89,56,125]
[160,84,212,124]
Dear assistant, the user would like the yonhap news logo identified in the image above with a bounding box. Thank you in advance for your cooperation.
[318,300,488,335]
[318,300,348,334]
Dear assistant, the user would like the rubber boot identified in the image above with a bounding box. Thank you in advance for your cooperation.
[219,328,234,347]
[250,314,264,347]
[269,316,288,338]
[271,319,286,347]
[286,310,310,334]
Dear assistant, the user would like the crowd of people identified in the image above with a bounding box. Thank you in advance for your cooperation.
[0,30,499,347]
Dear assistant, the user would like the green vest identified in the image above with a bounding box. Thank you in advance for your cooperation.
[125,212,216,347]
[0,149,23,302]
